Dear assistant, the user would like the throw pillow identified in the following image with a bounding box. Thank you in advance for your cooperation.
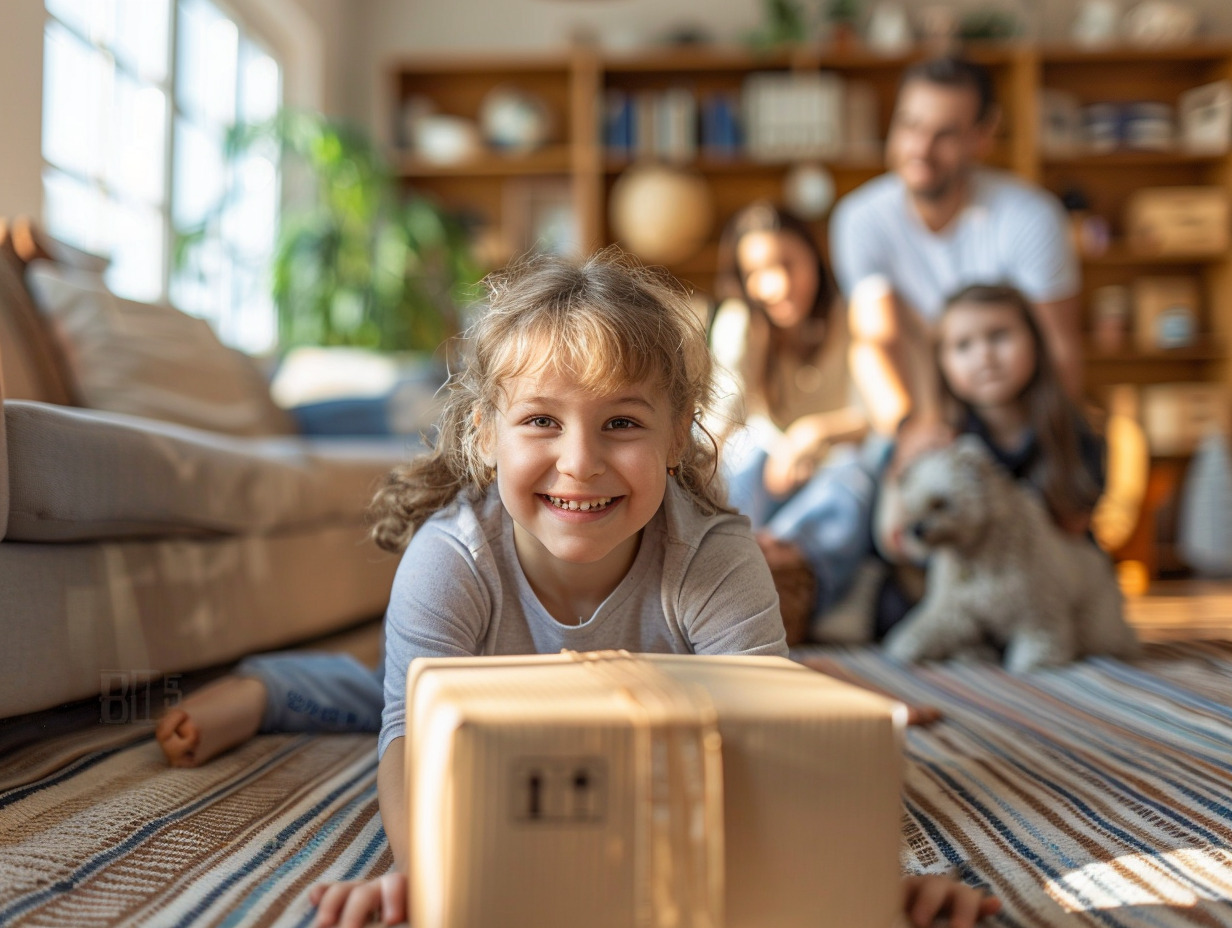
[25,261,297,437]
[11,216,111,274]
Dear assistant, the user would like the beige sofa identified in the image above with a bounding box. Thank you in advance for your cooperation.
[0,218,411,719]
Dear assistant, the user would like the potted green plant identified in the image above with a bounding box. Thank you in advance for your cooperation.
[746,0,811,52]
[178,109,482,355]
[823,0,862,49]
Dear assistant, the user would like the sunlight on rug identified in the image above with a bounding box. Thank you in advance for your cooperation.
[3,642,1231,926]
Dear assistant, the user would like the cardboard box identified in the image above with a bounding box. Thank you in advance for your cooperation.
[1179,80,1232,155]
[1125,186,1229,255]
[1132,276,1200,350]
[407,651,905,928]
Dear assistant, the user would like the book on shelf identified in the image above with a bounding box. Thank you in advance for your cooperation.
[605,87,702,164]
[742,71,844,162]
[700,91,742,158]
[604,90,634,156]
[605,73,880,165]
[655,87,698,163]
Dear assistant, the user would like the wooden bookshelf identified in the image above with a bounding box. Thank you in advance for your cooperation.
[386,41,1232,575]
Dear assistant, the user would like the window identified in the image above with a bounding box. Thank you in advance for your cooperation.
[41,0,282,354]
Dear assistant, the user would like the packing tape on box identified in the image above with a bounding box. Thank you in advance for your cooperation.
[568,650,725,928]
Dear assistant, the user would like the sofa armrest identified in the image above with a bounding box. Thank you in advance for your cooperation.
[1,353,9,542]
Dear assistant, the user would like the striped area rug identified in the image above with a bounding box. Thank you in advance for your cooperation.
[0,731,389,927]
[2,643,1231,926]
[800,641,1232,927]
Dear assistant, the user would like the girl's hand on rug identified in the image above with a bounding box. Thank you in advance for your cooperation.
[309,872,407,928]
[906,703,942,726]
[902,874,1000,927]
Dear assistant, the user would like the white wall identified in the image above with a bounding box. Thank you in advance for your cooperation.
[0,0,48,219]
[234,0,356,116]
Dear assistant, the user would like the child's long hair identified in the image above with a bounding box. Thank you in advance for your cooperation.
[714,202,838,416]
[370,248,727,553]
[937,284,1101,527]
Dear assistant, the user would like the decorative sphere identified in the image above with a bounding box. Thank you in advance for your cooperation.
[609,165,714,265]
[479,85,552,154]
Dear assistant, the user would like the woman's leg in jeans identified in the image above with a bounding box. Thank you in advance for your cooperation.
[157,651,384,767]
[724,438,786,530]
[762,439,885,617]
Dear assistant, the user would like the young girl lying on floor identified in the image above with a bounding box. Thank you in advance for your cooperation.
[158,250,998,928]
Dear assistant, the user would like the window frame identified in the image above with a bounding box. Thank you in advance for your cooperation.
[40,0,284,352]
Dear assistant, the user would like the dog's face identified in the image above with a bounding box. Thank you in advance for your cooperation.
[896,436,999,553]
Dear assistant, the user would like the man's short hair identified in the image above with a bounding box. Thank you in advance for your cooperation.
[899,55,997,124]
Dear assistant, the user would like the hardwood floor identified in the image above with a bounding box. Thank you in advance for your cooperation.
[1124,580,1232,642]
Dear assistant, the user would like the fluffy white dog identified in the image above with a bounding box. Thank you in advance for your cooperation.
[881,436,1138,672]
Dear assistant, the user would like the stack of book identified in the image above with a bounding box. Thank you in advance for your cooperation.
[603,71,878,164]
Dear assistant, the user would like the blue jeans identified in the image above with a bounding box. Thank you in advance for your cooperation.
[726,435,889,614]
[237,651,385,734]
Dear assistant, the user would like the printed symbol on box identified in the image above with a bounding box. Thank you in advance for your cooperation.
[511,756,607,823]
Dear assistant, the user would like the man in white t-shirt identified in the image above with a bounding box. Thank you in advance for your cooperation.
[830,55,1082,434]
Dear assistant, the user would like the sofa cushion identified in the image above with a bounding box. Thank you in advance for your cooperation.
[4,400,420,542]
[25,260,298,437]
[0,525,398,718]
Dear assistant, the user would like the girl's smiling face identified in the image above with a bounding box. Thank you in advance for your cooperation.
[485,363,683,588]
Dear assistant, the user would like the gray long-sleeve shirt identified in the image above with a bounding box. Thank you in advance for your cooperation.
[378,480,788,756]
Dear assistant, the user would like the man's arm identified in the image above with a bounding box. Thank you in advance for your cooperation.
[1008,188,1084,399]
[1032,294,1084,400]
[847,276,938,436]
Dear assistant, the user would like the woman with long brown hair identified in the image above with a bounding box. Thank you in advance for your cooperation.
[711,202,877,634]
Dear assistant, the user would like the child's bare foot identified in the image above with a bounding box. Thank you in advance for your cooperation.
[156,676,268,767]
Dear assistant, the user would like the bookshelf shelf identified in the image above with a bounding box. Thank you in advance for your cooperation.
[396,146,572,178]
[1083,246,1229,266]
[1087,341,1226,364]
[1044,151,1225,167]
[1038,42,1232,65]
[602,155,886,175]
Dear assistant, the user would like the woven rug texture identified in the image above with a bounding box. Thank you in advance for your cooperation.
[2,642,1231,926]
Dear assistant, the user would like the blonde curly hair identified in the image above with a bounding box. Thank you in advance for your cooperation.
[369,248,729,553]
